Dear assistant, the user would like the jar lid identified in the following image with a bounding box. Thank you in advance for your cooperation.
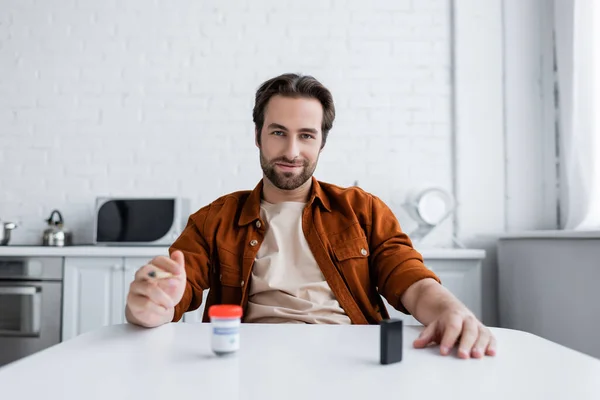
[208,304,243,319]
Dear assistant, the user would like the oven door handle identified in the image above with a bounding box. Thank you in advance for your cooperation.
[0,286,42,337]
[0,286,38,296]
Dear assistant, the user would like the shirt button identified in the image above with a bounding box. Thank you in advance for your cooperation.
[250,239,258,246]
[241,280,245,287]
[255,221,261,228]
[360,248,368,256]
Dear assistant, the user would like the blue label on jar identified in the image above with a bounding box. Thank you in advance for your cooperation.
[213,327,239,336]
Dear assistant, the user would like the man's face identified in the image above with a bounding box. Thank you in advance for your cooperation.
[257,95,323,191]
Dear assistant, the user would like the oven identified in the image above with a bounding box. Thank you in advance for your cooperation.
[0,257,63,367]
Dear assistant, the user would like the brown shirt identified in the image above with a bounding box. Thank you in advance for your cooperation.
[169,177,441,324]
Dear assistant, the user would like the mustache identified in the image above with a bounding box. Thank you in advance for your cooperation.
[271,157,307,166]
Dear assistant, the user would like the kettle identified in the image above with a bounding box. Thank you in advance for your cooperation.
[43,210,73,247]
[0,221,17,245]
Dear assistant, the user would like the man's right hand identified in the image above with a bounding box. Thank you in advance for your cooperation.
[125,250,187,328]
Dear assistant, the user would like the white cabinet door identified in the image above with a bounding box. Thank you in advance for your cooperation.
[62,257,124,341]
[380,258,483,326]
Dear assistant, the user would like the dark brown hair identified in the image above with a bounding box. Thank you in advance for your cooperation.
[253,73,335,148]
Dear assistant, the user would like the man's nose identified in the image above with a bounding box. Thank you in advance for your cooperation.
[283,137,300,160]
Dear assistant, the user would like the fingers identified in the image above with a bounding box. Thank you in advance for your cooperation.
[153,254,184,275]
[485,334,497,356]
[127,293,171,315]
[413,309,497,359]
[161,255,184,276]
[413,321,437,348]
[439,314,463,356]
[125,252,187,328]
[470,326,493,358]
[126,293,173,328]
[135,259,180,281]
[457,316,479,359]
[129,279,175,309]
[170,250,185,267]
[135,264,161,281]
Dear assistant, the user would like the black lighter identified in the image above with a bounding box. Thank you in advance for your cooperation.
[380,319,403,365]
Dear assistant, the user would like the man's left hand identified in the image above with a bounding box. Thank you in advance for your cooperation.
[413,307,497,359]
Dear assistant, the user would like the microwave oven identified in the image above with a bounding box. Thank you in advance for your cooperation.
[93,197,190,246]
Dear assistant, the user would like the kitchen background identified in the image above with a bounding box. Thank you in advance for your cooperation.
[0,0,558,327]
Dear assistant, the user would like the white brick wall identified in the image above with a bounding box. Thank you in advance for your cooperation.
[0,0,452,245]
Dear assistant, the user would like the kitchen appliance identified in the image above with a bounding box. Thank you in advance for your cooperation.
[0,221,17,245]
[0,257,63,367]
[93,197,190,246]
[402,187,463,247]
[42,210,72,247]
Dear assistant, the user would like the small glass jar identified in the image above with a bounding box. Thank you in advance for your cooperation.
[208,304,243,356]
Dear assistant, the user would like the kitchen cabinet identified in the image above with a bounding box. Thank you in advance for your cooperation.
[62,256,153,341]
[62,257,124,341]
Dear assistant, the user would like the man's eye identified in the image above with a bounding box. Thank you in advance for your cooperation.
[272,131,284,136]
[301,134,314,140]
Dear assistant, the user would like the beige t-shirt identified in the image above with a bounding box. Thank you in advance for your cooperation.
[244,201,351,324]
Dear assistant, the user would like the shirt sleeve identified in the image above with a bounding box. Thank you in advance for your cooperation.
[368,195,441,314]
[168,206,212,322]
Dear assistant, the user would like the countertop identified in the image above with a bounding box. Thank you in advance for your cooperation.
[0,245,486,259]
[0,323,598,400]
[0,245,171,257]
[499,230,600,239]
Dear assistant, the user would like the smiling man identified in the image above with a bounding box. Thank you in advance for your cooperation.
[125,73,497,359]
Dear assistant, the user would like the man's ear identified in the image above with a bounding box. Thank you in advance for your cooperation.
[255,128,260,148]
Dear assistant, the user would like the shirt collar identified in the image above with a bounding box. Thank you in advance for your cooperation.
[238,177,332,226]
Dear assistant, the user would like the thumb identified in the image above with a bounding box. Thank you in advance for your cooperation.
[413,321,436,348]
[170,250,185,269]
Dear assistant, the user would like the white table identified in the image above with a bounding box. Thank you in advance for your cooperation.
[1,323,599,400]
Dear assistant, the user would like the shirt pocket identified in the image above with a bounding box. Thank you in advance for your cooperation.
[332,236,371,282]
[217,246,243,288]
[216,248,244,306]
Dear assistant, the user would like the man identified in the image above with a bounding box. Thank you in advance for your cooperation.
[126,73,496,359]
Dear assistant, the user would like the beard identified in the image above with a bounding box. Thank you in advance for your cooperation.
[259,150,317,190]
